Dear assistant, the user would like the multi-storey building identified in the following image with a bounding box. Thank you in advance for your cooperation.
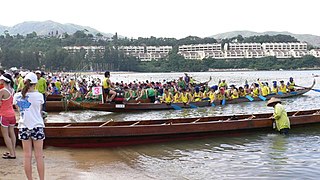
[179,44,222,52]
[261,42,307,50]
[309,49,320,57]
[204,50,224,59]
[146,46,172,53]
[178,51,205,60]
[63,46,105,54]
[225,43,262,51]
[118,46,144,54]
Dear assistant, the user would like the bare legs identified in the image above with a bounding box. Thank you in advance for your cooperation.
[22,139,45,180]
[1,126,16,157]
[107,90,117,102]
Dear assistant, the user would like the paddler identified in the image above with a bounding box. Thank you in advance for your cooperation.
[279,80,287,93]
[102,71,117,103]
[287,77,295,92]
[162,88,173,104]
[271,81,279,94]
[267,97,290,135]
[180,88,191,105]
[192,86,203,102]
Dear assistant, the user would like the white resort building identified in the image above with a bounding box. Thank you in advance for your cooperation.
[63,42,319,61]
[178,42,313,60]
[118,46,144,54]
[63,46,105,54]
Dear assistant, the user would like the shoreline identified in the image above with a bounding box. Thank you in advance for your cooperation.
[54,69,320,76]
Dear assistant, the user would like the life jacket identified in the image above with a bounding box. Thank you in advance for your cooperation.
[279,85,287,93]
[181,93,189,103]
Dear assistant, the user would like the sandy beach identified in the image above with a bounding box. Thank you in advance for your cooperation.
[0,146,150,180]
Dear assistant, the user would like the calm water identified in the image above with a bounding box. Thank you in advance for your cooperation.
[2,70,320,179]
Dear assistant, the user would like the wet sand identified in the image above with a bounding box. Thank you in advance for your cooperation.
[0,146,151,180]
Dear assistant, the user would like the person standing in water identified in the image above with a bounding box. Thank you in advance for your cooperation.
[14,72,45,180]
[267,97,290,135]
[0,73,16,159]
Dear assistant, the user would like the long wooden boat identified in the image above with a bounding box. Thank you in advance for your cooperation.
[46,100,83,112]
[74,80,315,112]
[1,109,320,148]
[46,94,64,101]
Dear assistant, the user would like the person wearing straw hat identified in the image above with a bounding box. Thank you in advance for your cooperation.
[267,97,290,135]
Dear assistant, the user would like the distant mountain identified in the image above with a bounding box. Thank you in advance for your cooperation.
[0,20,113,37]
[211,31,320,47]
[0,25,9,33]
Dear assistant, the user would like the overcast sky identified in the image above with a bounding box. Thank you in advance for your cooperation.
[0,0,319,38]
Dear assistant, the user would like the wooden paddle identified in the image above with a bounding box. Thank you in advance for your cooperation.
[258,95,267,101]
[189,104,198,108]
[211,102,215,107]
[170,104,182,110]
[221,99,226,105]
[245,95,254,101]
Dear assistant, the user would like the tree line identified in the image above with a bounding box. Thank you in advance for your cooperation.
[0,31,319,72]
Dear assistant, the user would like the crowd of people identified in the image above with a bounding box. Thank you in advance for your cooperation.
[0,68,296,179]
[2,69,298,106]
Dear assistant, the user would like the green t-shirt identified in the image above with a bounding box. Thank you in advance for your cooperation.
[36,77,47,94]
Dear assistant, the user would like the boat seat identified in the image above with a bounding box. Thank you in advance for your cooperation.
[192,118,201,123]
[313,111,320,115]
[130,121,140,126]
[292,111,300,116]
[245,115,256,120]
[63,124,72,128]
[99,119,114,127]
[162,121,172,125]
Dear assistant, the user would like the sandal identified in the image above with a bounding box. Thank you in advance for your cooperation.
[2,152,9,156]
[2,155,16,159]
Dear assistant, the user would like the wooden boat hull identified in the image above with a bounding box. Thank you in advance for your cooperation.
[46,100,83,112]
[77,85,313,112]
[1,109,319,148]
[46,94,64,101]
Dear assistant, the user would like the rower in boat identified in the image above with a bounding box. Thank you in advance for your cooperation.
[102,71,117,103]
[244,84,251,95]
[180,88,191,105]
[173,90,181,103]
[161,88,174,104]
[287,77,295,92]
[271,81,279,94]
[229,85,239,99]
[258,81,270,96]
[238,86,246,97]
[207,86,217,103]
[218,80,228,90]
[215,87,226,103]
[146,86,156,103]
[279,80,288,93]
[251,83,260,97]
[193,86,203,102]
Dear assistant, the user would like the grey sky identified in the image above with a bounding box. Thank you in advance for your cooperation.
[0,0,319,38]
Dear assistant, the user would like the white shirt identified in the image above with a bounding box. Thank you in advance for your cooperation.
[13,91,45,129]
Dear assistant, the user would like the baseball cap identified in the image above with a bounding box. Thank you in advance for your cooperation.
[24,72,38,84]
